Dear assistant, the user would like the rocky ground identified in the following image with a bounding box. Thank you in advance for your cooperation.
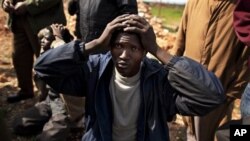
[0,1,241,141]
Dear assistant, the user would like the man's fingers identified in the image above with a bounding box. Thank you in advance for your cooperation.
[116,14,130,19]
[123,15,151,32]
[113,23,127,29]
[123,20,145,29]
[108,23,127,33]
[109,14,130,26]
[127,14,148,25]
[123,26,143,34]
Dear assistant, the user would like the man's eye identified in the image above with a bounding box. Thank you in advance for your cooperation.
[115,44,122,49]
[131,47,139,51]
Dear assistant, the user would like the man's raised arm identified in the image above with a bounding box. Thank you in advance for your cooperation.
[124,14,226,116]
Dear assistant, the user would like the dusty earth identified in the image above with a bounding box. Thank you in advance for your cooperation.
[0,3,241,141]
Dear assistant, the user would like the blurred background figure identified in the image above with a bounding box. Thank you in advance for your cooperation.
[78,0,138,43]
[216,1,250,140]
[233,0,250,120]
[12,24,84,141]
[1,0,66,103]
[170,0,250,140]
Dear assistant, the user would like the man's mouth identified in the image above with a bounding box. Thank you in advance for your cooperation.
[117,62,129,69]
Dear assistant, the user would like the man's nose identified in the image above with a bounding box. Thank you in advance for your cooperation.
[41,38,45,43]
[120,49,130,59]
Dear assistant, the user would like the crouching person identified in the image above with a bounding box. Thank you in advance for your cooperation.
[12,24,84,141]
[34,14,226,141]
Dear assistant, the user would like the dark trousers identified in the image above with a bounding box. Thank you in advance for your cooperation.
[11,15,41,94]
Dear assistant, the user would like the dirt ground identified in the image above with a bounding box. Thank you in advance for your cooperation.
[0,4,241,141]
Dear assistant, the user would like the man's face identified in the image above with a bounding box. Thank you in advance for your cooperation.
[38,28,54,51]
[111,32,145,77]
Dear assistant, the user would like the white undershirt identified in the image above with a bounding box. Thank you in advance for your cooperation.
[109,67,141,141]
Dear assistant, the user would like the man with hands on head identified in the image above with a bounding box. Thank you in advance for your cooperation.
[35,14,226,141]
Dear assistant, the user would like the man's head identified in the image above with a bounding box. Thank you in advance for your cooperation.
[110,31,146,77]
[38,25,74,52]
[38,26,55,51]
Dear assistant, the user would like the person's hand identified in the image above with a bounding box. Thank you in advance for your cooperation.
[123,15,159,55]
[124,15,173,65]
[84,14,129,54]
[96,14,130,49]
[50,24,65,39]
[14,1,27,15]
[2,0,15,14]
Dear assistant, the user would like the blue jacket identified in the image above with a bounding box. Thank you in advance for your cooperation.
[34,41,225,141]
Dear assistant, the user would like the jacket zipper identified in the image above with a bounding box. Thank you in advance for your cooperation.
[141,65,162,141]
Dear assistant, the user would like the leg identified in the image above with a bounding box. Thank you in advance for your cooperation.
[12,19,34,95]
[7,16,40,103]
[36,97,70,141]
[186,97,235,141]
[12,101,51,135]
[60,95,85,128]
[216,119,241,141]
[34,75,49,102]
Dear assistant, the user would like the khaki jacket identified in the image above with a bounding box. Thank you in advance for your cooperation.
[170,0,250,99]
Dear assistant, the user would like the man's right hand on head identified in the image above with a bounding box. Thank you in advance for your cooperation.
[97,14,130,48]
[2,0,14,13]
[123,15,159,55]
[84,14,129,54]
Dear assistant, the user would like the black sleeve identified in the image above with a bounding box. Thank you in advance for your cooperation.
[166,56,226,116]
[34,40,87,96]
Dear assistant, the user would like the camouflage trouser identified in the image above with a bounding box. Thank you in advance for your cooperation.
[12,96,70,141]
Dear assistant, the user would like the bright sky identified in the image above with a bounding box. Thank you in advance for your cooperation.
[143,0,187,4]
